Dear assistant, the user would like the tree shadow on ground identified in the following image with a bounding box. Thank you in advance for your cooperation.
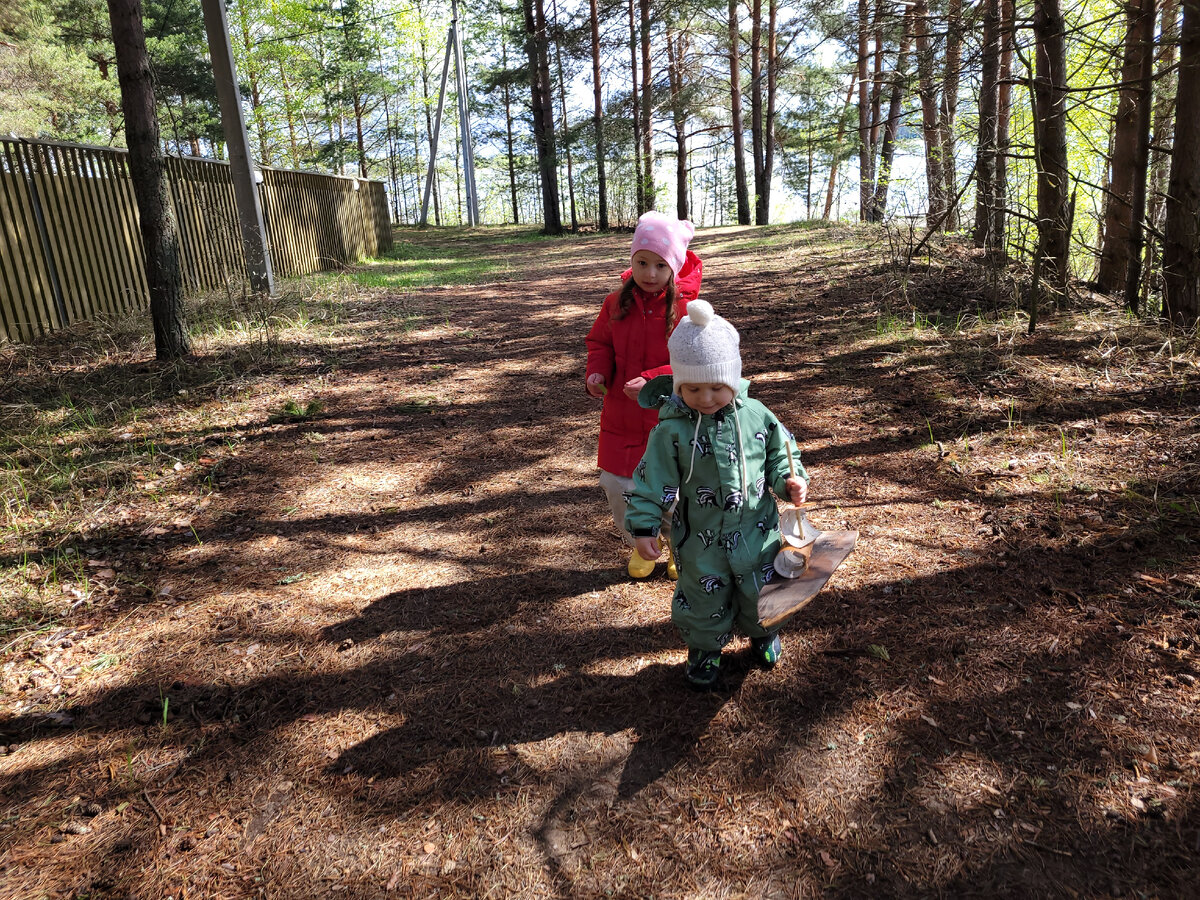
[5,470,1189,893]
[3,225,1200,898]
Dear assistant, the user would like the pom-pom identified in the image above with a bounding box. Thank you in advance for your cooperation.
[687,299,714,326]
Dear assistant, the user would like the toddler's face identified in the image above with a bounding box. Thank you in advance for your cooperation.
[631,249,672,294]
[679,383,735,416]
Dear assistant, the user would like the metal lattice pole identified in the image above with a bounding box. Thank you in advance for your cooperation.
[421,0,480,227]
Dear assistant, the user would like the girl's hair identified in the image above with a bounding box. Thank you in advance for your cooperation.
[610,274,678,337]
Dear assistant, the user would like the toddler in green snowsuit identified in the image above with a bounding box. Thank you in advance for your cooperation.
[625,299,809,689]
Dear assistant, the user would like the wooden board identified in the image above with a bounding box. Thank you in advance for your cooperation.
[758,530,859,629]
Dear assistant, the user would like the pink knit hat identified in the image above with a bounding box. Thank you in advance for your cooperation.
[631,211,695,277]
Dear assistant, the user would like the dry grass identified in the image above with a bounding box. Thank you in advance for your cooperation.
[1,223,1199,899]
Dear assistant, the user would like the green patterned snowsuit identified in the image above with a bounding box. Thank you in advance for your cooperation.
[625,376,809,651]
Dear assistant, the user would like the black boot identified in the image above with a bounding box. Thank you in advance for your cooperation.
[751,633,782,669]
[685,648,721,689]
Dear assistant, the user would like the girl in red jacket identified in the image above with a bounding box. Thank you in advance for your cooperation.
[585,212,703,578]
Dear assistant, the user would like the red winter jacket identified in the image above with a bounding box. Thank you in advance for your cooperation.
[585,250,704,477]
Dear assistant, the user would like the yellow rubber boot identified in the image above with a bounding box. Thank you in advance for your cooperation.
[627,548,656,579]
[665,543,678,581]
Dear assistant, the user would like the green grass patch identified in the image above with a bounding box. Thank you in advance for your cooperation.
[333,240,512,290]
[270,399,325,422]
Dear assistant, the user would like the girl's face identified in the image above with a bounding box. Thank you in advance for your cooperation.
[631,249,672,294]
[679,383,735,416]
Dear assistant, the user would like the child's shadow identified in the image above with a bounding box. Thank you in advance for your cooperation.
[330,657,750,804]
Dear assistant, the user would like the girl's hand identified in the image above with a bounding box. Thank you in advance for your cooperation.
[785,476,808,505]
[586,373,607,398]
[623,376,646,401]
[635,536,663,562]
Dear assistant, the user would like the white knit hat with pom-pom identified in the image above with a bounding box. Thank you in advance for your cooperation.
[668,299,742,395]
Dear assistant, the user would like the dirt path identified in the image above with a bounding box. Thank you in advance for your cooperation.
[2,224,1199,898]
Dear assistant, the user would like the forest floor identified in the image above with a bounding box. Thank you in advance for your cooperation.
[1,222,1199,899]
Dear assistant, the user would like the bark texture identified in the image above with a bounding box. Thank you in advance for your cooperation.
[666,26,689,220]
[107,0,189,360]
[1096,0,1156,293]
[870,8,913,222]
[1033,0,1071,299]
[639,0,654,209]
[728,0,750,224]
[588,0,608,230]
[974,0,1002,249]
[1163,0,1200,325]
[914,0,946,228]
[522,0,562,233]
[857,0,873,220]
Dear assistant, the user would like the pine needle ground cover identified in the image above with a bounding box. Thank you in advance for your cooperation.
[1,224,1198,898]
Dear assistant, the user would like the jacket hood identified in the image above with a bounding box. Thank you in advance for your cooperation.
[638,373,751,418]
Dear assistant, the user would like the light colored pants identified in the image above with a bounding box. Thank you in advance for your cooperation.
[600,469,670,548]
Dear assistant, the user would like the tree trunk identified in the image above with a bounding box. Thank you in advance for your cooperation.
[639,0,654,209]
[418,34,441,225]
[588,0,608,229]
[353,90,368,178]
[371,14,400,222]
[277,63,301,166]
[551,0,577,230]
[1162,0,1200,326]
[1033,0,1071,301]
[106,0,189,360]
[454,127,463,223]
[940,0,962,229]
[522,0,562,233]
[729,0,750,224]
[758,0,778,224]
[823,73,857,220]
[1097,0,1156,293]
[628,0,643,216]
[914,0,946,228]
[1124,0,1158,312]
[666,26,689,220]
[751,0,765,220]
[500,16,519,225]
[995,0,1015,250]
[1148,0,1180,233]
[806,133,814,218]
[869,10,884,157]
[973,0,1001,248]
[871,7,913,222]
[857,0,872,220]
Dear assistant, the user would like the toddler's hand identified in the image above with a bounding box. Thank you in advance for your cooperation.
[586,373,607,398]
[785,476,808,505]
[623,376,647,401]
[635,536,662,562]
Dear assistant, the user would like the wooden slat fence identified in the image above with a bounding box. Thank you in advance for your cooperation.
[0,136,392,343]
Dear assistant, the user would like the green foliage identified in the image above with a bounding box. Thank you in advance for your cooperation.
[143,0,222,150]
[0,0,118,139]
[1,0,1186,258]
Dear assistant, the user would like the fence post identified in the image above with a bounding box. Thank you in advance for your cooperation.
[201,0,275,295]
[18,140,69,328]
